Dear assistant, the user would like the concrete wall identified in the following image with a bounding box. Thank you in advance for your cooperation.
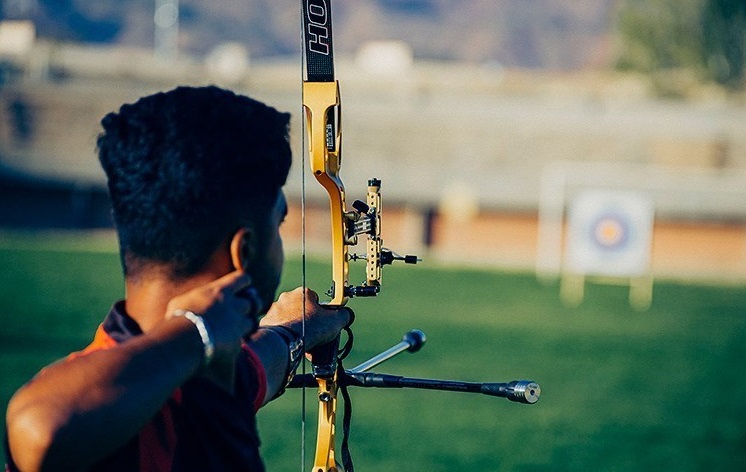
[2,53,746,281]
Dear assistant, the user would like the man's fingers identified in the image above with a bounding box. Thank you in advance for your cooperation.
[234,284,264,311]
[214,270,263,315]
[341,307,354,328]
[302,287,319,304]
[215,270,253,292]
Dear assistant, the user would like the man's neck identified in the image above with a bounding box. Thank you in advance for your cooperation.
[122,244,234,332]
[124,265,229,333]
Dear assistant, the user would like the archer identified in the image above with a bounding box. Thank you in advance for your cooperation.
[4,86,350,471]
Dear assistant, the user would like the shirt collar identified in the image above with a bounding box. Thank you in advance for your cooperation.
[102,300,144,343]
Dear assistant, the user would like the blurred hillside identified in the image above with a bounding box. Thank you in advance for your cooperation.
[4,0,743,91]
[1,0,616,68]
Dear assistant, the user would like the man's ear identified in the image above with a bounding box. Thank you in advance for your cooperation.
[230,227,254,271]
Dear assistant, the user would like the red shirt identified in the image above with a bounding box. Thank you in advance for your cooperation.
[5,301,268,471]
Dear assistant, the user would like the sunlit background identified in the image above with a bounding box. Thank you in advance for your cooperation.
[1,0,745,281]
[1,1,745,470]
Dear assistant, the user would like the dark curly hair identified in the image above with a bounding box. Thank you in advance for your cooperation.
[97,86,292,279]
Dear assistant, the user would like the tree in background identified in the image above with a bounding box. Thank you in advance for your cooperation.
[701,0,746,88]
[615,0,745,91]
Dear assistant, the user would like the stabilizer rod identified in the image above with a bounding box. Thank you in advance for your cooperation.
[347,374,540,404]
[289,329,539,404]
[349,329,426,373]
[289,372,540,404]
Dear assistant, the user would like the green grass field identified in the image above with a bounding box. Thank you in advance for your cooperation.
[2,232,746,471]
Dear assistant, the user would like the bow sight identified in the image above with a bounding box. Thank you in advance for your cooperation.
[342,178,420,299]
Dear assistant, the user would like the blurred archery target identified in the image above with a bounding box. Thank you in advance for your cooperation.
[565,190,654,277]
[593,216,626,248]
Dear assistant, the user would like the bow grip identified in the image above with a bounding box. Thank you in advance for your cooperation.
[309,336,340,379]
[303,80,349,307]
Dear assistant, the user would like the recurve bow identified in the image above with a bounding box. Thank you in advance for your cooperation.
[301,1,379,470]
[301,0,422,469]
[298,2,537,471]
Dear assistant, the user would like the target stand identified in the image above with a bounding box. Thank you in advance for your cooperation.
[560,190,654,310]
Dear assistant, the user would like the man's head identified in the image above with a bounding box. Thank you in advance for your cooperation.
[97,86,292,296]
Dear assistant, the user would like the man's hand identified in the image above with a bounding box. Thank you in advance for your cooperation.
[165,270,260,390]
[261,287,352,351]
